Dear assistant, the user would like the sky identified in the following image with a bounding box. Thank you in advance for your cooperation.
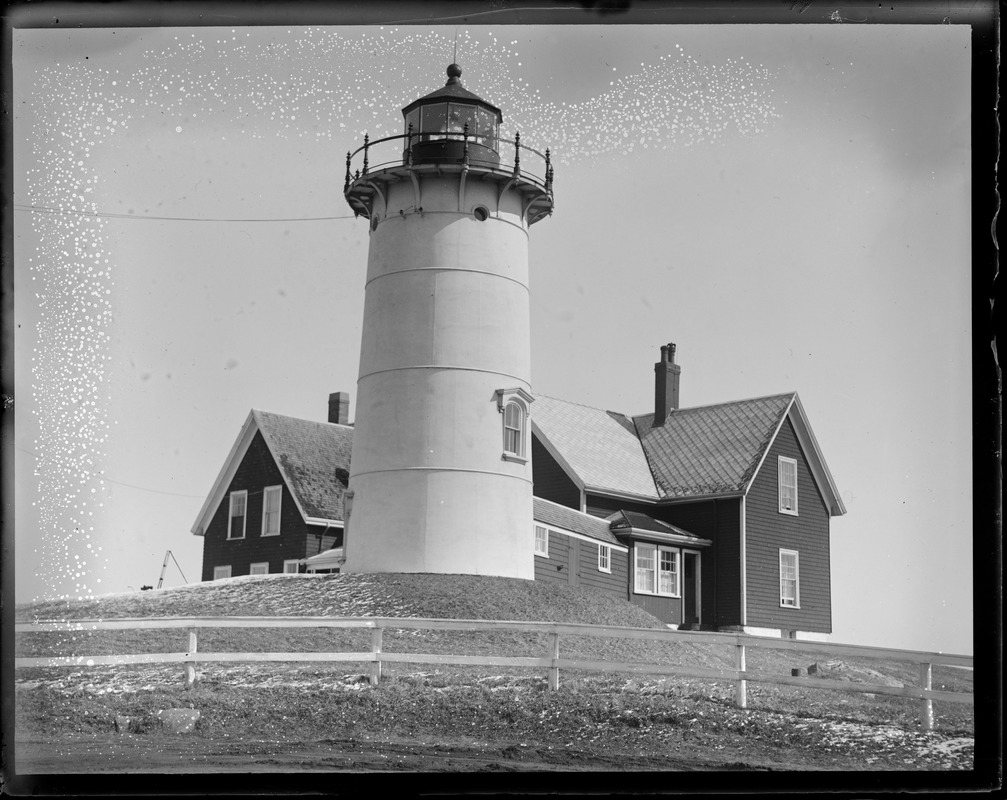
[10,17,976,654]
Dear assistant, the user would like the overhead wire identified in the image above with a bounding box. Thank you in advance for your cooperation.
[14,203,358,223]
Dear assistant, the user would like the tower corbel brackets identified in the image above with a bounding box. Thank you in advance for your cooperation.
[497,176,517,214]
[361,180,386,219]
[406,168,422,210]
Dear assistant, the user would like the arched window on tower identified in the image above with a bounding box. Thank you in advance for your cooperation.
[503,401,525,457]
[496,388,534,464]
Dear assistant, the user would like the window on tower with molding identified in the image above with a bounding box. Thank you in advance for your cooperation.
[495,388,534,463]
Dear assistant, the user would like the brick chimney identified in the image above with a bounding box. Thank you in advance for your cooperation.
[328,391,350,425]
[653,343,681,427]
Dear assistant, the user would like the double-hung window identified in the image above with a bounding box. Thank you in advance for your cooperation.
[503,401,525,458]
[778,456,798,515]
[213,565,231,580]
[262,485,282,536]
[780,549,800,608]
[534,525,549,557]
[250,562,269,576]
[228,491,247,539]
[634,544,681,597]
[598,544,611,573]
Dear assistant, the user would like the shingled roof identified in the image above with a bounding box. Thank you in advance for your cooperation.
[606,509,712,546]
[633,393,795,498]
[254,410,353,522]
[532,395,659,499]
[533,497,623,546]
[533,392,844,515]
[191,410,353,536]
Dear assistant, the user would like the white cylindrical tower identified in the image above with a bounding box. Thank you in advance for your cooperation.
[342,64,554,579]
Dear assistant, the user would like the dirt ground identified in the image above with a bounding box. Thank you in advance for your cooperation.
[13,730,871,773]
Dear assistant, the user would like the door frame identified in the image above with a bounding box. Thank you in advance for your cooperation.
[681,549,702,626]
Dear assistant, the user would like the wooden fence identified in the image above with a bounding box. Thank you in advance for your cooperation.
[15,616,973,731]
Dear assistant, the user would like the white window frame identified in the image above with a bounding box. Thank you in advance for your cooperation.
[213,565,231,580]
[495,388,534,464]
[778,456,799,516]
[250,562,270,576]
[283,559,301,574]
[227,490,247,539]
[261,485,282,537]
[634,543,681,597]
[503,401,525,458]
[780,549,800,608]
[598,544,612,573]
[534,525,549,557]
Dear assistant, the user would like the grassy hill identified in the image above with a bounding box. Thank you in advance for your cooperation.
[14,573,975,773]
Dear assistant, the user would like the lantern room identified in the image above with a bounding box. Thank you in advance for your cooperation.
[401,63,502,167]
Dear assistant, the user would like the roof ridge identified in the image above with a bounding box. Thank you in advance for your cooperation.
[631,391,796,421]
[252,408,354,430]
[535,393,632,419]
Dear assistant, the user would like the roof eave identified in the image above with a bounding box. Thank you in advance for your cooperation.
[583,485,662,504]
[530,422,587,492]
[740,393,846,517]
[788,394,847,516]
[190,411,260,536]
[656,490,746,504]
[612,527,713,548]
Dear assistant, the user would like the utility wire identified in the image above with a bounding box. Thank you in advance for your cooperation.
[16,445,206,498]
[14,203,357,224]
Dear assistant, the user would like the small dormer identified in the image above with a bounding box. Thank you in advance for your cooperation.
[401,64,502,167]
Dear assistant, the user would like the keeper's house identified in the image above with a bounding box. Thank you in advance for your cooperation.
[192,346,845,640]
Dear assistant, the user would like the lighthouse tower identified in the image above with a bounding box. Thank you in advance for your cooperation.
[342,64,554,579]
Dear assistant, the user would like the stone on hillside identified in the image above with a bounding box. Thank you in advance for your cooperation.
[156,708,200,734]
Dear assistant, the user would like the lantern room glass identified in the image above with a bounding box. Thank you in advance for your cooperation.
[405,103,498,150]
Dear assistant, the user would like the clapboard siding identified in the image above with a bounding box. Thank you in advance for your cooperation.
[659,498,742,629]
[532,437,582,510]
[577,538,629,597]
[587,493,743,629]
[533,529,570,585]
[201,431,324,580]
[585,494,657,520]
[630,580,682,625]
[745,417,832,633]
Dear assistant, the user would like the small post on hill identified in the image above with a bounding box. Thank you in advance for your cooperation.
[370,626,384,686]
[919,662,934,731]
[184,628,198,689]
[547,631,560,691]
[734,640,747,709]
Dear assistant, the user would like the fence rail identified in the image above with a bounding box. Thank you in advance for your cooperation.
[15,616,972,731]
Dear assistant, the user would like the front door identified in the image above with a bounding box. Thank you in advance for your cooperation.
[682,552,700,626]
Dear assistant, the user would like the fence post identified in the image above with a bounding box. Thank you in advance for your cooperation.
[547,631,560,691]
[370,626,383,686]
[734,640,747,709]
[919,662,934,731]
[184,628,197,689]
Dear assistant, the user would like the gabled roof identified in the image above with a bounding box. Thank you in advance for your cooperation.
[633,393,795,499]
[533,497,623,546]
[532,395,659,500]
[191,410,352,536]
[534,393,845,516]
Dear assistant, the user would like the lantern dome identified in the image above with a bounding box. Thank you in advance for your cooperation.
[401,64,502,167]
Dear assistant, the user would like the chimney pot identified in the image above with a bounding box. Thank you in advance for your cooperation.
[328,392,350,425]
